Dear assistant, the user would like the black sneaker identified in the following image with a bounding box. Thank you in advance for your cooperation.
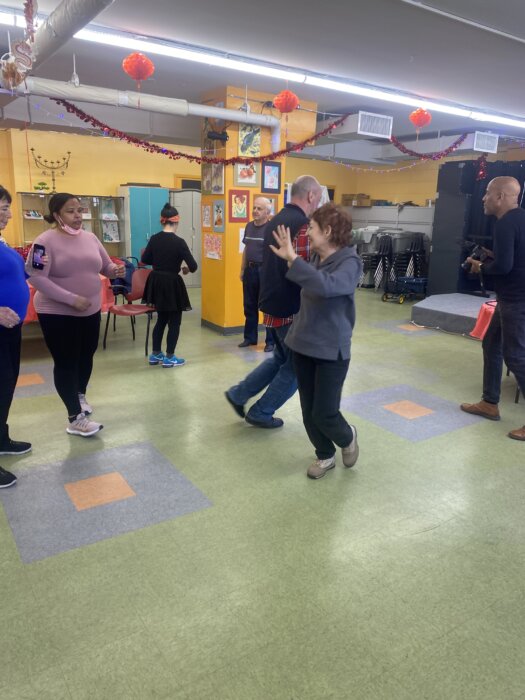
[0,439,32,456]
[0,466,17,488]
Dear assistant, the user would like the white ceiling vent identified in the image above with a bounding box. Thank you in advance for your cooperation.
[329,111,393,140]
[473,131,499,154]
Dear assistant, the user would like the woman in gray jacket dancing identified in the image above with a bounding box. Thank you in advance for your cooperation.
[270,203,363,479]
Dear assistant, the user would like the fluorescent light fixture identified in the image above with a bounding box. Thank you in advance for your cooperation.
[75,29,306,83]
[0,10,14,25]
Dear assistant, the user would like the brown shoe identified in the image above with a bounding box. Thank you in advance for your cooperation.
[460,400,500,421]
[508,426,525,441]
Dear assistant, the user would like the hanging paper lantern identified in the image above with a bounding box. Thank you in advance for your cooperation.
[273,90,300,114]
[122,52,155,85]
[409,108,432,131]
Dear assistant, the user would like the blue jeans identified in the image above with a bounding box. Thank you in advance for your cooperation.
[482,300,525,403]
[228,325,297,421]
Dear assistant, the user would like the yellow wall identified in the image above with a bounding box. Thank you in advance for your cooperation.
[200,86,318,331]
[2,128,201,245]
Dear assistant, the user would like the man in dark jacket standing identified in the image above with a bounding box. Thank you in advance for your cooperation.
[225,175,322,428]
[460,176,525,440]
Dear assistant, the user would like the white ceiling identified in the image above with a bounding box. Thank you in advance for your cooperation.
[2,0,525,157]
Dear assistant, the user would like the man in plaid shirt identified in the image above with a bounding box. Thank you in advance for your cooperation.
[226,176,323,428]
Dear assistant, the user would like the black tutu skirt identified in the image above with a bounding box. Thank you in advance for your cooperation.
[142,270,192,313]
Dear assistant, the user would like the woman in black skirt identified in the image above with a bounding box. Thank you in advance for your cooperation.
[141,203,198,367]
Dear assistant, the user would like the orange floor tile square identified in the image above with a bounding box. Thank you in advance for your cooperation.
[383,400,434,419]
[64,472,136,511]
[16,373,45,387]
[398,324,423,332]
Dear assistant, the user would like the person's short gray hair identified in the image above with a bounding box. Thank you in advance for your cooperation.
[291,175,321,199]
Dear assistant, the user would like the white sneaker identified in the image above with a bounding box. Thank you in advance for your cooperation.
[78,393,93,415]
[307,456,336,479]
[341,425,359,468]
[66,413,103,437]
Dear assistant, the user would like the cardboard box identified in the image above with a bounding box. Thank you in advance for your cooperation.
[342,193,371,207]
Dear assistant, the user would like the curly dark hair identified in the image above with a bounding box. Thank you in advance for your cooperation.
[310,203,353,248]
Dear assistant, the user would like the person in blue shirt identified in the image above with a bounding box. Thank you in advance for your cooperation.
[0,186,32,488]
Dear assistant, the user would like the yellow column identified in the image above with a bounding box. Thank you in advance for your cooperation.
[200,86,317,333]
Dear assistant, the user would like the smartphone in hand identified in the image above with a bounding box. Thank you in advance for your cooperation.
[32,243,46,270]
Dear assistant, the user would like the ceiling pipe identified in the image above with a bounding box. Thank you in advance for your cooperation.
[32,0,116,68]
[19,77,282,151]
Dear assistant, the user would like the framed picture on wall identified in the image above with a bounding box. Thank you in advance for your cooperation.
[238,124,261,157]
[211,163,224,195]
[201,204,212,229]
[213,200,225,232]
[261,161,281,194]
[202,164,212,195]
[233,162,260,187]
[229,190,250,223]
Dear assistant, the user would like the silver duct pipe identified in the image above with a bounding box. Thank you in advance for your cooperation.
[20,77,282,151]
[32,0,115,68]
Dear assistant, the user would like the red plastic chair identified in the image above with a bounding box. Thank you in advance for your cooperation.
[103,268,155,355]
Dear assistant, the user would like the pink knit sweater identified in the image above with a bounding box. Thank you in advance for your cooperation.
[26,228,118,317]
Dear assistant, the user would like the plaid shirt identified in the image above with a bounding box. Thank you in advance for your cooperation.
[263,223,310,328]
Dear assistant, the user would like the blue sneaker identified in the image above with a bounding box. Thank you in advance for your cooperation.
[149,352,164,366]
[162,355,186,368]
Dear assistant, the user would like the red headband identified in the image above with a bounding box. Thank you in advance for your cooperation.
[160,215,180,224]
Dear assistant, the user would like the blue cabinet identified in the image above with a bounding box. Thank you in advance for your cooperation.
[119,186,169,262]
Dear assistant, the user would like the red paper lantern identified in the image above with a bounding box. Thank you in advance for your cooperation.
[122,52,155,84]
[409,108,432,131]
[273,90,300,114]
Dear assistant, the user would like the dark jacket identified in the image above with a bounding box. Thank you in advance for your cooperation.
[258,203,309,317]
[285,246,363,360]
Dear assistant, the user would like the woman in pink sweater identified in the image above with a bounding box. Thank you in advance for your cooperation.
[27,193,124,437]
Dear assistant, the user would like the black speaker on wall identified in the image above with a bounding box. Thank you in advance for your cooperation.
[427,161,470,296]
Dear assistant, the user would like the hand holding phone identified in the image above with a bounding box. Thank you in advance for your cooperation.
[32,243,46,270]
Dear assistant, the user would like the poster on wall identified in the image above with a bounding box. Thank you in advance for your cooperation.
[261,161,281,194]
[238,124,261,157]
[201,204,211,229]
[211,163,224,194]
[229,190,249,223]
[213,200,225,232]
[233,162,260,187]
[102,221,120,242]
[202,164,212,195]
[239,227,245,254]
[204,233,223,260]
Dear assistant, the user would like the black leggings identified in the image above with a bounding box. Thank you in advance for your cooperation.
[38,312,101,417]
[0,325,22,444]
[152,310,182,355]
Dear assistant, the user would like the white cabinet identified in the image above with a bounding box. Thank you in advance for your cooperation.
[169,190,201,288]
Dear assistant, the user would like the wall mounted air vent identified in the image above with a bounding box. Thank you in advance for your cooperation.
[473,131,499,154]
[328,111,393,140]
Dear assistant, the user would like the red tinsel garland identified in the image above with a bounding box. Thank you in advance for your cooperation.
[390,133,468,160]
[23,0,36,42]
[54,99,349,165]
[475,153,488,181]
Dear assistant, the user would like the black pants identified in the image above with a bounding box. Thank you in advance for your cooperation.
[482,299,525,403]
[293,350,353,460]
[38,312,101,417]
[152,310,182,355]
[0,325,22,444]
[242,265,272,345]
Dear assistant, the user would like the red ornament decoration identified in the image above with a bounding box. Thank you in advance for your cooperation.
[122,52,155,105]
[409,108,432,139]
[273,90,299,114]
[475,153,488,181]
